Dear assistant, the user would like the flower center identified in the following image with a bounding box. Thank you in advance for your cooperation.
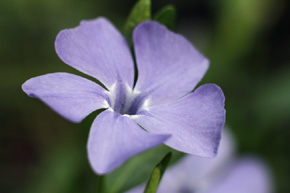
[108,82,146,115]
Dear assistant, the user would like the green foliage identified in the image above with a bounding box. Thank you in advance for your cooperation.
[24,144,84,193]
[154,5,176,30]
[204,0,274,83]
[105,146,182,193]
[2,0,290,193]
[96,175,105,193]
[144,153,172,193]
[254,67,290,126]
[123,0,151,45]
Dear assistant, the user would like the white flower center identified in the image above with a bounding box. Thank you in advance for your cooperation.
[108,82,148,115]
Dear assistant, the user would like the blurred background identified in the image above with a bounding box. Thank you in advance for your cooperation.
[1,0,290,192]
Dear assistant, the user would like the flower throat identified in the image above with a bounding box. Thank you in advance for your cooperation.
[109,82,146,115]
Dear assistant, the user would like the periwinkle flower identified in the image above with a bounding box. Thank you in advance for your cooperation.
[127,130,273,193]
[22,18,225,174]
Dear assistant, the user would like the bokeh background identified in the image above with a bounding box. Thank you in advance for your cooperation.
[1,0,290,192]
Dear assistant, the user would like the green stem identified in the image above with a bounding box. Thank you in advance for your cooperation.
[96,175,105,193]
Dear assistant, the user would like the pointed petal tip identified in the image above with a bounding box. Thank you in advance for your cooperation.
[78,17,113,30]
[21,73,109,123]
[22,78,37,98]
[196,83,224,95]
[195,84,226,113]
[21,80,29,95]
[133,20,164,42]
[88,159,115,175]
[202,57,210,69]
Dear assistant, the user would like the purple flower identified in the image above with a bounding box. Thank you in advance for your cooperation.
[22,18,225,174]
[127,130,273,193]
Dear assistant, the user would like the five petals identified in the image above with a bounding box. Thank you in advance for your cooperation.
[22,18,225,174]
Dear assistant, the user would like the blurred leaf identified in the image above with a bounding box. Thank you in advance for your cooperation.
[105,146,182,193]
[144,153,172,193]
[154,5,176,30]
[123,0,151,45]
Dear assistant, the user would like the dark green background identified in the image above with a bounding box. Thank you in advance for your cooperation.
[1,0,290,192]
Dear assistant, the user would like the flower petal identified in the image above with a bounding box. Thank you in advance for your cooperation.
[156,129,235,193]
[22,72,109,123]
[133,84,225,157]
[55,17,134,89]
[87,110,169,174]
[208,158,273,193]
[133,21,209,105]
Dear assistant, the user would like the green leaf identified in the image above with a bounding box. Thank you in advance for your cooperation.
[154,5,176,30]
[105,146,183,193]
[123,0,151,45]
[144,152,172,193]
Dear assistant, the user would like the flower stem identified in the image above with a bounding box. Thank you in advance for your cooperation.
[96,175,105,193]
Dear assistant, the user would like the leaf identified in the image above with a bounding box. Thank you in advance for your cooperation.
[154,5,176,30]
[144,152,172,193]
[105,146,183,193]
[123,0,151,45]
